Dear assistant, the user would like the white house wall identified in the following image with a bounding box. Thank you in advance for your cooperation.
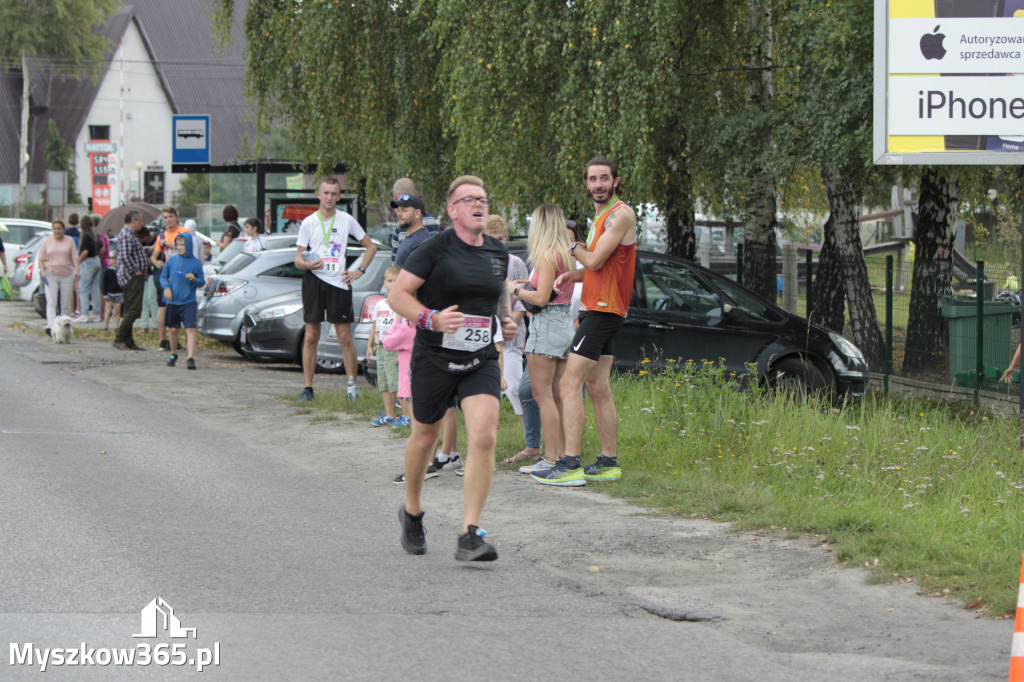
[73,19,180,209]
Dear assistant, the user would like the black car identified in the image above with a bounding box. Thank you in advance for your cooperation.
[620,250,868,400]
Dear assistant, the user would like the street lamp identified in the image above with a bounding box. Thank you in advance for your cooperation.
[136,161,144,201]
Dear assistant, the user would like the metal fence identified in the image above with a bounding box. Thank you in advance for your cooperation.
[733,246,1022,399]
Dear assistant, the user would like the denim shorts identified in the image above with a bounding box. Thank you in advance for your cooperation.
[524,304,574,359]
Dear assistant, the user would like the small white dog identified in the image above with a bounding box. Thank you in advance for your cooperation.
[51,315,74,344]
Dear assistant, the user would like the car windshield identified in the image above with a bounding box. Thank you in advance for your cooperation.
[19,233,50,255]
[218,252,258,275]
[215,238,247,267]
[352,252,386,292]
[640,259,721,315]
[1,223,44,244]
[714,277,782,322]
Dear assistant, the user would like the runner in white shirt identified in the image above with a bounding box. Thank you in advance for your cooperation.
[294,177,378,402]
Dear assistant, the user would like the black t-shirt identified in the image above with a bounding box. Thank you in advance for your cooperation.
[101,267,121,295]
[403,228,508,362]
[79,232,99,259]
[223,223,241,241]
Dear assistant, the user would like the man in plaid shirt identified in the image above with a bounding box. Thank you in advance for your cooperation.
[113,210,148,351]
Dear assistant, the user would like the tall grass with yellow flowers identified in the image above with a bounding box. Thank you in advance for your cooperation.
[599,358,1024,616]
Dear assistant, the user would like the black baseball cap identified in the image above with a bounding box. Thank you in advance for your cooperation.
[390,194,425,211]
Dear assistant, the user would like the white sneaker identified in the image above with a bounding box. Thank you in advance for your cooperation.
[519,459,555,474]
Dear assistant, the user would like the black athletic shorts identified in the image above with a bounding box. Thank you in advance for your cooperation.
[302,271,353,324]
[570,311,625,361]
[410,351,501,425]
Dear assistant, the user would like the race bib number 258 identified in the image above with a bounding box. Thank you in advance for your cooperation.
[442,315,492,352]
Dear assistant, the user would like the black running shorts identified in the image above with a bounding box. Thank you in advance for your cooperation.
[302,271,354,324]
[569,311,624,361]
[410,351,501,425]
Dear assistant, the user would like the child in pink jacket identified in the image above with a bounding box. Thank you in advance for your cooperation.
[381,312,415,425]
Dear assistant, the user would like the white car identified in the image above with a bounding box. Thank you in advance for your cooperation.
[1,218,52,276]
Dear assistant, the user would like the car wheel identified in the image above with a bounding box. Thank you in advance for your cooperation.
[232,332,246,357]
[770,357,830,401]
[33,290,46,318]
[294,332,305,368]
[315,356,345,374]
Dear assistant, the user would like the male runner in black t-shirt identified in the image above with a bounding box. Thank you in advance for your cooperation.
[389,175,517,562]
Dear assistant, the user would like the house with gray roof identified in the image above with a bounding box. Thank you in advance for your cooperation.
[0,0,252,214]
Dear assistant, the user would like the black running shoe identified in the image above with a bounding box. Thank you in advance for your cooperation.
[455,525,497,562]
[399,505,426,555]
[166,354,177,367]
[186,358,196,370]
[159,340,170,351]
[392,461,440,484]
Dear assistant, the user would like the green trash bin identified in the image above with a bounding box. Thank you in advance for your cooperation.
[941,296,1016,388]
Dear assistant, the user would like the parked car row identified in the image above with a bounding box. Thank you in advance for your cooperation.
[198,236,389,378]
[236,249,389,375]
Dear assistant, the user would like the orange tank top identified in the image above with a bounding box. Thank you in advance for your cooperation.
[581,198,636,317]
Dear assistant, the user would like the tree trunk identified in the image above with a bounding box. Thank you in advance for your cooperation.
[664,153,696,261]
[742,0,777,300]
[811,208,845,333]
[744,171,779,300]
[903,166,958,373]
[19,52,30,218]
[824,166,885,369]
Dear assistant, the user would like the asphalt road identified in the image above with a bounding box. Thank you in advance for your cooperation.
[0,300,1012,680]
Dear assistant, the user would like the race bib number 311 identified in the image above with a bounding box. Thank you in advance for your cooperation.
[442,315,492,352]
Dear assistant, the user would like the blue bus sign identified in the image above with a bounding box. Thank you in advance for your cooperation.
[172,115,210,164]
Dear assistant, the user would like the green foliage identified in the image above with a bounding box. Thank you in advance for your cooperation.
[0,0,119,74]
[43,119,81,203]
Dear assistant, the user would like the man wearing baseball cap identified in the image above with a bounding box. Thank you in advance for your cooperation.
[392,193,433,268]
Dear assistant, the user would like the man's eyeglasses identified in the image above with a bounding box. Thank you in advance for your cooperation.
[453,196,489,208]
[398,194,412,201]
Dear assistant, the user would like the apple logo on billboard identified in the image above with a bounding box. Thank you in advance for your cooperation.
[920,25,946,60]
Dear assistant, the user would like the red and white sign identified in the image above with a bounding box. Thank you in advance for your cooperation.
[86,140,116,216]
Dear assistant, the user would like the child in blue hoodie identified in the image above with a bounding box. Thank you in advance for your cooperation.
[159,232,205,369]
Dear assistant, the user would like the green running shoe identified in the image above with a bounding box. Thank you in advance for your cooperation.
[583,455,622,481]
[531,457,586,487]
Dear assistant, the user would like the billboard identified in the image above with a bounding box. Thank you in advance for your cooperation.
[874,0,1024,165]
[269,195,357,234]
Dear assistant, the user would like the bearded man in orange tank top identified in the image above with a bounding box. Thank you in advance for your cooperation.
[532,156,636,487]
